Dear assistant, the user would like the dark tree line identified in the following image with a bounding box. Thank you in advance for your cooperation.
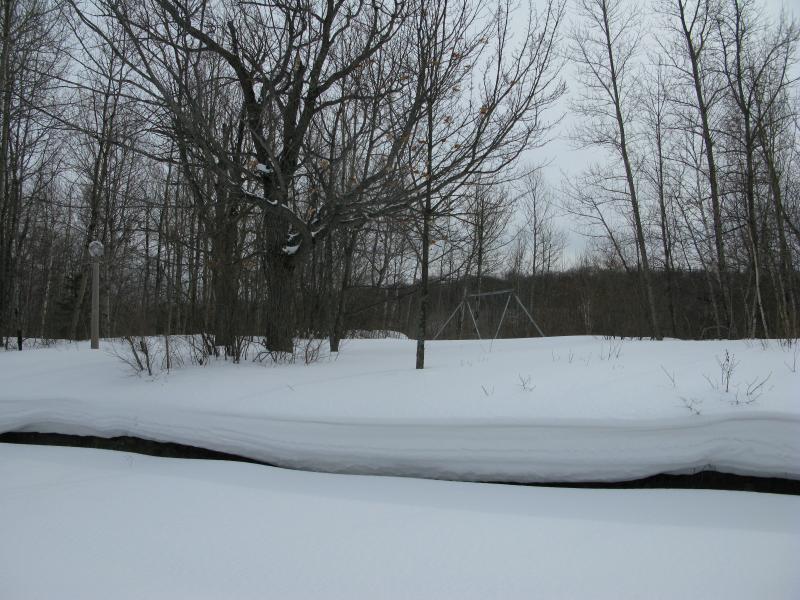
[0,0,797,368]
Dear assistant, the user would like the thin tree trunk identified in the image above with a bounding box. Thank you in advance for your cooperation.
[330,230,358,352]
[677,0,732,336]
[600,0,661,339]
[416,106,435,369]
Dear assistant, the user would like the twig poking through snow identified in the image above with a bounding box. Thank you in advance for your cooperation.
[517,375,535,393]
[784,345,799,373]
[704,349,739,393]
[679,397,703,416]
[717,350,738,393]
[660,365,676,389]
[742,372,772,404]
[599,340,623,361]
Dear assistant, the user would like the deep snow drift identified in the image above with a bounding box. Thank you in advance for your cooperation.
[1,336,798,482]
[1,443,798,600]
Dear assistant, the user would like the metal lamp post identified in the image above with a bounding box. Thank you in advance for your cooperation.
[88,240,104,349]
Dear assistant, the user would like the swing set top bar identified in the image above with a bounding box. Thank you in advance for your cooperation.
[467,289,514,297]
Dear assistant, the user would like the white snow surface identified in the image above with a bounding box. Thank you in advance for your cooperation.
[1,443,798,600]
[1,336,798,482]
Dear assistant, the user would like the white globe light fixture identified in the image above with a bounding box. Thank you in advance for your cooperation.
[88,240,104,259]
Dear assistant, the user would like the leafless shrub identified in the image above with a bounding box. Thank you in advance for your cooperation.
[253,337,327,365]
[699,349,772,406]
[160,335,186,372]
[704,349,738,393]
[186,334,212,366]
[254,344,293,364]
[347,330,408,340]
[137,337,154,376]
[114,337,143,374]
[296,338,326,365]
[227,335,254,364]
[111,336,157,376]
[1,337,62,351]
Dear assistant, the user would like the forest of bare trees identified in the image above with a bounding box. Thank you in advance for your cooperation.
[0,0,798,366]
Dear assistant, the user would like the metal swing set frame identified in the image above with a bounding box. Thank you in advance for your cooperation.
[432,289,545,341]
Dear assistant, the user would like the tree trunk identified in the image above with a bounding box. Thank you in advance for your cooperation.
[760,129,796,338]
[655,123,677,337]
[0,0,13,340]
[600,0,660,339]
[415,205,430,369]
[263,253,296,354]
[330,230,357,353]
[416,106,435,369]
[678,0,732,337]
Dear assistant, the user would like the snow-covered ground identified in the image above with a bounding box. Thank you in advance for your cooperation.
[1,336,798,482]
[1,443,798,600]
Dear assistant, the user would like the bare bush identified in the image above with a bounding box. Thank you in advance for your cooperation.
[253,337,328,366]
[111,336,158,376]
[703,349,739,393]
[296,338,326,366]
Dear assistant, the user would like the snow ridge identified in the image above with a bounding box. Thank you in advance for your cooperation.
[1,337,798,482]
